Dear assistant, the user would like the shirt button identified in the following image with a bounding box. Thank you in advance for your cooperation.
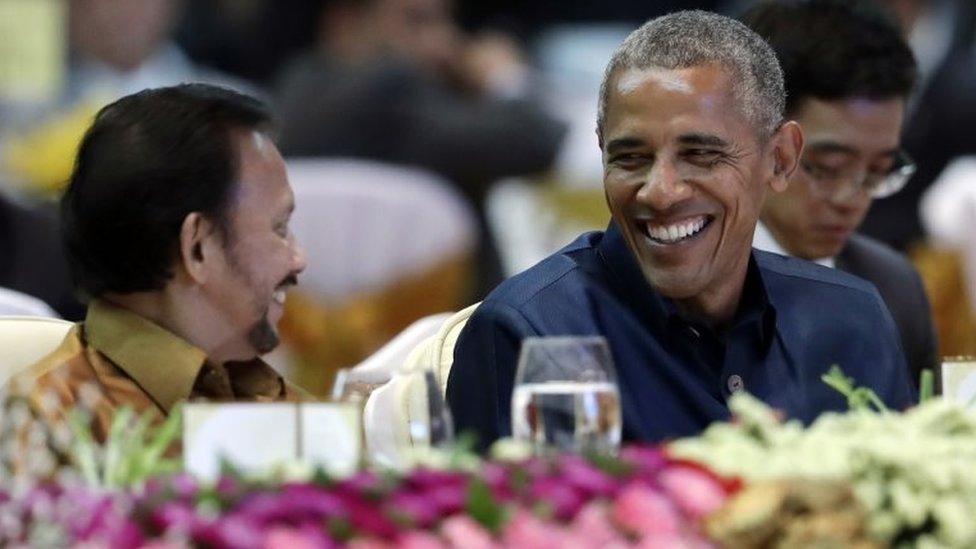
[687,326,700,338]
[727,374,745,394]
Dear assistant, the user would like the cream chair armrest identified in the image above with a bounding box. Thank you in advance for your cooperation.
[430,303,480,395]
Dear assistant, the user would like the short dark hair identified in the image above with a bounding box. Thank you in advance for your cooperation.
[742,0,917,115]
[62,83,273,298]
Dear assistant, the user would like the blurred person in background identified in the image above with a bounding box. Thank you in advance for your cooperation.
[745,0,938,388]
[275,0,568,298]
[0,195,82,319]
[65,0,257,107]
[1,0,258,197]
[845,0,976,251]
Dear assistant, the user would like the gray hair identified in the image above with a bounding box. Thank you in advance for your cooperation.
[597,10,785,139]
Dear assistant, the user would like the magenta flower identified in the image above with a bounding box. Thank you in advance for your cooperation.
[479,463,514,501]
[557,456,620,497]
[385,492,440,527]
[149,501,199,534]
[197,515,266,549]
[528,476,584,520]
[620,446,669,474]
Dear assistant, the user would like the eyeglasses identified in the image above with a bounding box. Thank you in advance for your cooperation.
[799,149,916,201]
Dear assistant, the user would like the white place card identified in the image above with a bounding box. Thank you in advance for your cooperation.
[942,359,976,407]
[301,403,361,477]
[183,402,361,481]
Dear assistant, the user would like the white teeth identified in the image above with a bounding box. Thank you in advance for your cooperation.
[646,216,708,244]
[273,290,286,305]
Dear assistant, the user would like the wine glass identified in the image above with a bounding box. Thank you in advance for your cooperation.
[511,336,621,456]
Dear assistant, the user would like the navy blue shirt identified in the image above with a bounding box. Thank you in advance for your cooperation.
[447,222,916,448]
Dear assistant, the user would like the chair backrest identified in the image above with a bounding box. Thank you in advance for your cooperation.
[402,302,480,394]
[346,311,453,387]
[363,303,479,467]
[0,287,59,318]
[486,178,607,277]
[0,316,74,387]
[286,158,476,299]
[276,159,478,394]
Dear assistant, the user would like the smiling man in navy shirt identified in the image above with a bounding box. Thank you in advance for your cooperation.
[447,10,916,448]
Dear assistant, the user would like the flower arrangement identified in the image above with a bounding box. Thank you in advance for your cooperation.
[0,447,732,548]
[671,370,976,548]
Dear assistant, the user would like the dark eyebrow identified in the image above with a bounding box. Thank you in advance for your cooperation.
[677,133,729,148]
[806,141,900,161]
[803,141,859,156]
[605,137,646,155]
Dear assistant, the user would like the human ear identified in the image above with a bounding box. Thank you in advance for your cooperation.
[767,120,803,193]
[179,212,219,284]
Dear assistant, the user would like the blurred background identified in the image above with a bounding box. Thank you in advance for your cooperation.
[0,0,974,395]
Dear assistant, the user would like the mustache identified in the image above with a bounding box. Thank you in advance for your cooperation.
[277,273,300,289]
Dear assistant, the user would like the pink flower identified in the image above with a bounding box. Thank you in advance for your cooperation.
[611,484,680,538]
[634,534,712,549]
[263,526,330,549]
[502,511,569,549]
[571,502,626,547]
[439,515,498,549]
[657,467,727,520]
[398,531,448,549]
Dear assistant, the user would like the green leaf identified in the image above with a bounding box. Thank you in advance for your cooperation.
[465,478,507,533]
[102,407,134,487]
[822,365,888,413]
[66,409,101,487]
[919,369,935,403]
[585,450,633,477]
[136,405,182,480]
[327,517,354,541]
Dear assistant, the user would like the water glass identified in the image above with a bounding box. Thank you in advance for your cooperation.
[511,336,621,456]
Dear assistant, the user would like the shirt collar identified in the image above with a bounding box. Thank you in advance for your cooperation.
[597,220,777,350]
[753,221,835,269]
[84,298,208,413]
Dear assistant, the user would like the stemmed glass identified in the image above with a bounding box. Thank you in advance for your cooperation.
[511,336,621,456]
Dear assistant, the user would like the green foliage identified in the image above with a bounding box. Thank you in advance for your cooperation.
[822,365,889,413]
[466,478,507,533]
[66,405,183,489]
[919,369,935,404]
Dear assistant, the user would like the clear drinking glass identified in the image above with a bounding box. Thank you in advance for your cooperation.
[511,336,622,456]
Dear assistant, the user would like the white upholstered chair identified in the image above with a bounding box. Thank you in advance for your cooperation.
[0,287,59,318]
[0,316,74,387]
[272,159,477,395]
[362,303,479,467]
[345,312,453,388]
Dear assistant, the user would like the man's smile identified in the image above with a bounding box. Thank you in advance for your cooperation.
[641,214,716,246]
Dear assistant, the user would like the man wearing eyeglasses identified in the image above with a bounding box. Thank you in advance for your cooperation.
[744,0,938,387]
